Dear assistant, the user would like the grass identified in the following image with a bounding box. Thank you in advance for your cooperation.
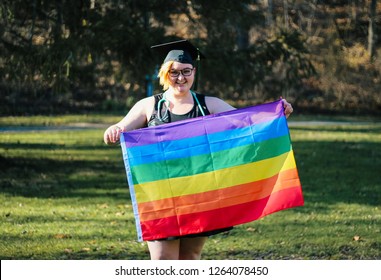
[0,115,380,260]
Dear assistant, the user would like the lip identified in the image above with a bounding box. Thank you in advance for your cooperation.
[174,82,188,92]
[176,83,187,89]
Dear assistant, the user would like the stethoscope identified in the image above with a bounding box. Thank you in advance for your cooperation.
[157,90,206,122]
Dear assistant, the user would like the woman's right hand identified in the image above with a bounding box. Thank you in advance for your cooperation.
[104,125,123,145]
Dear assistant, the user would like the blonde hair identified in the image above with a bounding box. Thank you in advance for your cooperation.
[157,61,174,91]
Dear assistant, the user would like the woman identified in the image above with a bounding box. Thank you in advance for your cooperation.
[103,40,293,260]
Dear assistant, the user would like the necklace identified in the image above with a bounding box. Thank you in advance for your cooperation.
[157,91,206,122]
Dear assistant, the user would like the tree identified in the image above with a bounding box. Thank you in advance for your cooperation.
[368,0,377,61]
[1,0,316,114]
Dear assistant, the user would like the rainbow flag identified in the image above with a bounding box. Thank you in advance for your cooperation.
[120,100,303,241]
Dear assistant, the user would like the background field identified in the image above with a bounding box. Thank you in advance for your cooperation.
[1,114,380,260]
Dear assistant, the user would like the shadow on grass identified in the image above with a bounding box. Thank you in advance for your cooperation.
[293,139,380,207]
[0,141,129,201]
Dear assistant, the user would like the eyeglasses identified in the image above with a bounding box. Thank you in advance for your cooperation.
[168,68,194,77]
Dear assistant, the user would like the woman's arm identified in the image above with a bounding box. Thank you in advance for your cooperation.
[103,97,155,145]
[205,96,236,114]
[206,96,293,118]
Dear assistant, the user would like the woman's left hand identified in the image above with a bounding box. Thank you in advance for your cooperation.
[281,97,293,118]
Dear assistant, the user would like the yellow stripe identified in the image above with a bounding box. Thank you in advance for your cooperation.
[134,150,297,203]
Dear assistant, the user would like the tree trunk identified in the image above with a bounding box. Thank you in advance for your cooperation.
[54,0,63,43]
[351,0,358,23]
[263,0,273,27]
[283,0,289,30]
[368,0,377,62]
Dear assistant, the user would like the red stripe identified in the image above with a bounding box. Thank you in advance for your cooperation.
[140,186,304,241]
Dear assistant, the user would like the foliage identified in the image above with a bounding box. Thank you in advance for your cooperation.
[0,0,315,115]
[0,0,169,114]
[0,0,380,115]
[1,119,380,259]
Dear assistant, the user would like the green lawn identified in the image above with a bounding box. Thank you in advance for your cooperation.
[0,115,380,259]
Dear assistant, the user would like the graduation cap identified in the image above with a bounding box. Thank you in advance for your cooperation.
[151,39,205,65]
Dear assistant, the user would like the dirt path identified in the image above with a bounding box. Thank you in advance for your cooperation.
[0,120,378,133]
[0,123,107,132]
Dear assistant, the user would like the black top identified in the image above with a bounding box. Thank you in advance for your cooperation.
[147,92,211,127]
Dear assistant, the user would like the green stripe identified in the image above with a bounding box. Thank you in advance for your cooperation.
[131,134,292,184]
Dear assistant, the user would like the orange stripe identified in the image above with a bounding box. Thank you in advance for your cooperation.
[138,168,301,222]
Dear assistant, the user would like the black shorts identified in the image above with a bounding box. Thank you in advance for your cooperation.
[153,227,233,241]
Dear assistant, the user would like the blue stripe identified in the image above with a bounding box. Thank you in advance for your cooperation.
[127,116,288,167]
[120,136,143,241]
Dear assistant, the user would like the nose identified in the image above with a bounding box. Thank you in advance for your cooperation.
[177,73,186,80]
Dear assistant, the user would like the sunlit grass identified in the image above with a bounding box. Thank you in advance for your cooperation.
[1,118,380,259]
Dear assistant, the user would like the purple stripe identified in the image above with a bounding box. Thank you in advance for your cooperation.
[122,100,284,148]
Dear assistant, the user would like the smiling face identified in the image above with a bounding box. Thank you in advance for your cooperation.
[168,62,196,95]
